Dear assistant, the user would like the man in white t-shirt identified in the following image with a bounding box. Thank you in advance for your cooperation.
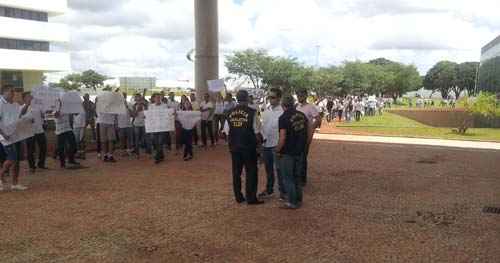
[295,88,320,187]
[0,85,30,191]
[23,92,48,171]
[200,93,215,147]
[189,93,200,146]
[258,88,285,199]
[118,93,134,156]
[54,100,79,169]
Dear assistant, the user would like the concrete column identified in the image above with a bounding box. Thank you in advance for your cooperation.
[194,0,219,100]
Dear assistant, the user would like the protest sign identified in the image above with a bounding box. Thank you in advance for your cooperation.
[96,91,127,114]
[60,91,84,114]
[32,86,63,112]
[0,117,34,146]
[144,108,175,133]
[207,79,225,93]
[177,111,201,130]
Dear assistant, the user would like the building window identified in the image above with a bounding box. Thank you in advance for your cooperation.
[0,38,49,52]
[0,6,48,22]
[1,71,24,88]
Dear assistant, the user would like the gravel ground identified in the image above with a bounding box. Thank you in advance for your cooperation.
[0,140,499,263]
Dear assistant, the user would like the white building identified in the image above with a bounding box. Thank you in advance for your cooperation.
[0,0,70,91]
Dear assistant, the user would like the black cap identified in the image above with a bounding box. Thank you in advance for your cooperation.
[236,90,249,102]
[296,88,308,96]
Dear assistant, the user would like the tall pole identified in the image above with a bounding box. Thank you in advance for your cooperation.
[194,0,219,100]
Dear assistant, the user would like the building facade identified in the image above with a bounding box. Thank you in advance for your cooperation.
[0,0,70,91]
[478,35,500,94]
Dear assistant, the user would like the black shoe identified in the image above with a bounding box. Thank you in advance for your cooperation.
[247,200,265,205]
[154,159,162,164]
[38,165,49,170]
[235,196,246,204]
[108,156,117,163]
[258,191,274,199]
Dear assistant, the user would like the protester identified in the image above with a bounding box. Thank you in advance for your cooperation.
[72,107,87,160]
[276,95,310,209]
[189,93,200,146]
[200,93,215,148]
[82,94,97,142]
[178,95,195,161]
[167,92,181,154]
[148,93,168,164]
[23,92,48,172]
[96,110,117,162]
[258,88,285,200]
[0,85,29,191]
[213,93,225,144]
[132,94,149,157]
[295,88,320,187]
[118,93,134,156]
[54,100,79,169]
[227,90,263,205]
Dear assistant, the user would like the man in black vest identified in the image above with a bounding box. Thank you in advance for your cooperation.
[227,90,264,205]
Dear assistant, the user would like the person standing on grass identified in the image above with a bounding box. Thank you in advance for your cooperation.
[53,100,80,169]
[257,88,285,200]
[96,110,117,163]
[295,88,320,187]
[0,85,31,191]
[200,93,215,148]
[179,95,195,161]
[276,95,310,209]
[148,93,168,164]
[23,92,48,172]
[227,90,264,205]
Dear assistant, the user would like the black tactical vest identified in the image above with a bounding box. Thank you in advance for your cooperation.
[228,105,257,152]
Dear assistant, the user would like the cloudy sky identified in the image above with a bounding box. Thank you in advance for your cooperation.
[54,0,500,83]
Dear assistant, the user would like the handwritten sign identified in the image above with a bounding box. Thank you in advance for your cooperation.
[207,79,225,93]
[177,111,201,130]
[144,108,175,133]
[0,117,34,145]
[32,86,63,112]
[96,91,127,114]
[60,91,84,114]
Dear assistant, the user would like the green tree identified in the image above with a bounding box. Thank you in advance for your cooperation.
[424,61,458,99]
[80,69,108,90]
[455,62,479,97]
[340,61,371,95]
[310,66,343,98]
[225,49,271,90]
[56,73,83,91]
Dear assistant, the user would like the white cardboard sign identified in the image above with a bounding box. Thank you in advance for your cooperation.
[144,108,175,133]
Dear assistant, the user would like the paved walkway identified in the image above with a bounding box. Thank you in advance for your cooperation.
[314,133,500,151]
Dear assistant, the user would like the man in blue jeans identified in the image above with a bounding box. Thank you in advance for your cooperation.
[258,88,285,200]
[275,95,311,209]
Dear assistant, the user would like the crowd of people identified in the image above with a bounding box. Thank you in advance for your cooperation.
[315,96,386,123]
[0,84,321,209]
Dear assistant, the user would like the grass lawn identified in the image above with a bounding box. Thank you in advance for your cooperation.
[334,112,500,142]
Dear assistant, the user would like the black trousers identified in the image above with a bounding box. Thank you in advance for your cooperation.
[151,132,165,161]
[26,133,47,169]
[57,131,77,167]
[231,150,258,202]
[181,128,193,158]
[201,120,214,146]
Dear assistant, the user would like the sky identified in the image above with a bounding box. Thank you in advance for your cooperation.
[53,0,500,84]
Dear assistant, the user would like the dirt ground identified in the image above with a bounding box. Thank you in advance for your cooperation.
[0,139,499,263]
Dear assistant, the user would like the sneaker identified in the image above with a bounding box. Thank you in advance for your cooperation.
[280,202,299,209]
[258,191,274,199]
[11,184,28,191]
[247,200,265,205]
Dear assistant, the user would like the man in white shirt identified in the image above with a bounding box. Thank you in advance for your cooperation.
[0,85,29,191]
[118,93,134,156]
[23,92,48,172]
[96,111,117,162]
[295,88,320,187]
[166,92,179,152]
[54,99,79,169]
[258,88,285,199]
[148,93,169,164]
[200,93,215,147]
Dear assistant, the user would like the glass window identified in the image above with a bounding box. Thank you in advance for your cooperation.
[0,7,5,17]
[0,6,48,22]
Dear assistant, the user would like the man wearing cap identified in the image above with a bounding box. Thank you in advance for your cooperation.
[227,90,264,205]
[296,88,320,186]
